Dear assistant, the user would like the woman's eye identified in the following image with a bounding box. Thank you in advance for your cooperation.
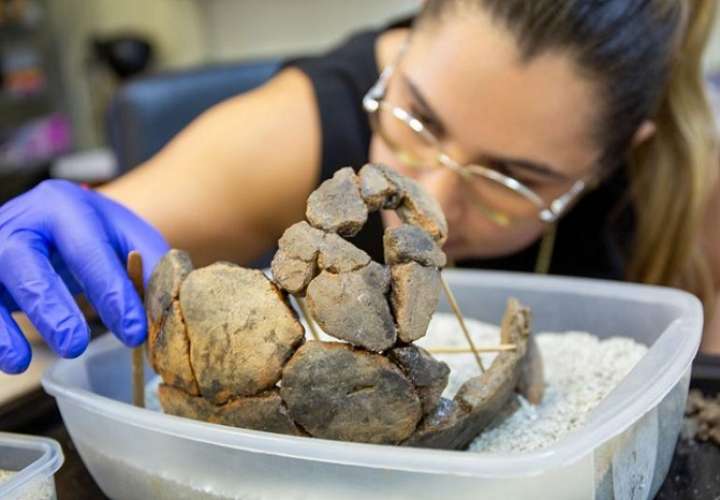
[509,174,542,188]
[518,178,540,188]
[408,104,443,136]
[487,161,541,188]
[487,160,518,179]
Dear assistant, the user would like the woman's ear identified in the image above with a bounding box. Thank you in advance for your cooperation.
[633,120,657,146]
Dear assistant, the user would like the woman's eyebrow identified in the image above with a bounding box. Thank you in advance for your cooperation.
[402,75,448,134]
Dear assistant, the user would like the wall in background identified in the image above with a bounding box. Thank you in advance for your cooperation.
[46,0,206,148]
[199,0,421,61]
[46,0,421,149]
[84,0,207,69]
[198,1,720,69]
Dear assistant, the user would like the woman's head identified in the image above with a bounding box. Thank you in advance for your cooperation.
[369,0,717,295]
[418,0,684,163]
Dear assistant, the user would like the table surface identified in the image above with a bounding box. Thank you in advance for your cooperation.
[2,355,719,500]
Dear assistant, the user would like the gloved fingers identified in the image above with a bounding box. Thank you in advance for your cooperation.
[0,284,19,312]
[49,204,146,348]
[50,251,83,296]
[0,305,32,374]
[0,231,89,358]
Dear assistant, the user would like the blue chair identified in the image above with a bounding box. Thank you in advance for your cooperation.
[107,59,281,173]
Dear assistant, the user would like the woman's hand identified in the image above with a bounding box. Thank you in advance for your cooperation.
[0,180,168,374]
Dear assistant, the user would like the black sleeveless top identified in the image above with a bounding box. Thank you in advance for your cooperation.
[285,20,634,280]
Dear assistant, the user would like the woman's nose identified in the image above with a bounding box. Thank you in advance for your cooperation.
[419,168,465,225]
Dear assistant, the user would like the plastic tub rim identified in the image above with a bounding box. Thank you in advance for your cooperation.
[42,270,702,479]
[0,432,64,497]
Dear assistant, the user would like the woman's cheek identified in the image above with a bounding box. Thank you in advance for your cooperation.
[368,136,421,180]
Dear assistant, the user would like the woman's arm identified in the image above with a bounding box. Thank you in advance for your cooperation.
[0,67,323,373]
[100,67,321,267]
[701,170,720,353]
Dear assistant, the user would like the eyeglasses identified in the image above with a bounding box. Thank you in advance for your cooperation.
[362,47,598,226]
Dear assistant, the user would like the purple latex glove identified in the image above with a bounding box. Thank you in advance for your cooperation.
[0,180,169,374]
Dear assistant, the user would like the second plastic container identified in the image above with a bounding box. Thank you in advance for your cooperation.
[0,432,64,500]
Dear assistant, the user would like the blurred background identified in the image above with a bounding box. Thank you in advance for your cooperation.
[0,0,424,402]
[2,0,720,205]
[0,0,420,203]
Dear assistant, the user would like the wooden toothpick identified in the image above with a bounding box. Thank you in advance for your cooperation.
[427,344,516,355]
[127,251,145,408]
[439,273,486,372]
[297,297,321,341]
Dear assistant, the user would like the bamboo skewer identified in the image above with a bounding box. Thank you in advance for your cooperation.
[439,273,486,372]
[127,251,145,408]
[297,297,321,341]
[427,344,516,355]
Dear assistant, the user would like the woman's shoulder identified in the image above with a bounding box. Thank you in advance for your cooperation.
[281,19,411,186]
[285,19,410,98]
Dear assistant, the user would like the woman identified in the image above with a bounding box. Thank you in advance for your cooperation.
[0,0,718,374]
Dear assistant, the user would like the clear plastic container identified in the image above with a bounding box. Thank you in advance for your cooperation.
[41,270,702,500]
[0,432,64,500]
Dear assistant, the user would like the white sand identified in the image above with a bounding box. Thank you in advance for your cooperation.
[0,469,16,485]
[415,314,648,453]
[0,469,54,500]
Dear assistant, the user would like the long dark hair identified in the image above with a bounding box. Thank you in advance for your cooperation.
[419,0,718,308]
